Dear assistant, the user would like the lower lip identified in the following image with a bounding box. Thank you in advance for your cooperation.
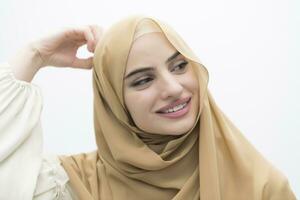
[157,98,191,119]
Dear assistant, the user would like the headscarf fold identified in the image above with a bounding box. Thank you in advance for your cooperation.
[59,15,296,200]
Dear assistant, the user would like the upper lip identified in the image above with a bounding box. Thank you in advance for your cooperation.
[155,97,191,113]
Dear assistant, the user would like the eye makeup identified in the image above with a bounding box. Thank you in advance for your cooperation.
[129,61,189,88]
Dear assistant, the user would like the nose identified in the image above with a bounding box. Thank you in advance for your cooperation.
[159,73,183,100]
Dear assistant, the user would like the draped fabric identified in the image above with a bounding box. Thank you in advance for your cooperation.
[59,15,296,200]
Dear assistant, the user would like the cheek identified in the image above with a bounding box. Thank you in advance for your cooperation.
[182,71,199,93]
[124,89,157,118]
[191,76,199,92]
[191,67,199,88]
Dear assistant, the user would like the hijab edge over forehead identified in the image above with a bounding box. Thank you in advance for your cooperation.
[133,18,163,42]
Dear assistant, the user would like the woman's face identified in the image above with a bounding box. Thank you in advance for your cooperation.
[123,32,199,135]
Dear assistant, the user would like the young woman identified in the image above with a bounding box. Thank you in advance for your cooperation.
[0,15,296,200]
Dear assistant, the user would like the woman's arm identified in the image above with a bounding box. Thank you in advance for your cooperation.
[0,25,103,199]
[8,44,43,82]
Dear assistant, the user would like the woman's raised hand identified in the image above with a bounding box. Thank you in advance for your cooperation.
[9,25,103,82]
[33,25,103,69]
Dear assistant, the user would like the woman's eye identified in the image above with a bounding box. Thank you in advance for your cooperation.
[172,61,188,73]
[130,61,188,88]
[131,77,153,87]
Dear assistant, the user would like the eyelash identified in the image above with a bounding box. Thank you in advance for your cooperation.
[131,61,189,87]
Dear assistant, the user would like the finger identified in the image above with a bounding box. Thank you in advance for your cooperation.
[71,56,93,69]
[64,26,95,52]
[82,26,95,53]
[75,40,87,47]
[89,25,103,52]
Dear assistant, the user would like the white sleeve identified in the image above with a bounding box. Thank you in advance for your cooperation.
[33,154,79,200]
[0,62,43,200]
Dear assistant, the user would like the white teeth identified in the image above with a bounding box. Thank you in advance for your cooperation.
[162,102,187,113]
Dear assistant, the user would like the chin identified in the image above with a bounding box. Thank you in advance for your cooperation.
[161,124,194,135]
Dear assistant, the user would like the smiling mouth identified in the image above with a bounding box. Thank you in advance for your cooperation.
[155,97,192,119]
[156,97,192,114]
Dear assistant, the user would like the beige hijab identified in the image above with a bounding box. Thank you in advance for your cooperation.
[59,15,296,200]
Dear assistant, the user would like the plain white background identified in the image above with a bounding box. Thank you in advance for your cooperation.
[0,0,299,197]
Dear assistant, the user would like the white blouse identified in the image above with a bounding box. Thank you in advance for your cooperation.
[0,63,78,200]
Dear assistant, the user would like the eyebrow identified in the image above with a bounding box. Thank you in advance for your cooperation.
[124,51,181,80]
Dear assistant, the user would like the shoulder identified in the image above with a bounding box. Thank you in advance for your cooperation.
[262,165,296,200]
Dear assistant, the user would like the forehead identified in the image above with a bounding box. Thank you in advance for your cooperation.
[126,33,177,70]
